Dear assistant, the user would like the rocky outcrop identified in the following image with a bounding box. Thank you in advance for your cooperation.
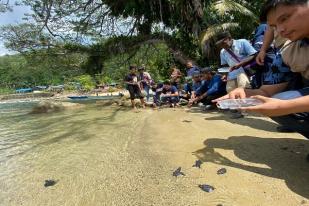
[30,101,84,114]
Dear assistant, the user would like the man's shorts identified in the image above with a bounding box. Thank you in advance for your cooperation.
[128,85,144,100]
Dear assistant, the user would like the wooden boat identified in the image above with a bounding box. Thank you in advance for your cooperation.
[67,96,88,100]
[15,88,33,93]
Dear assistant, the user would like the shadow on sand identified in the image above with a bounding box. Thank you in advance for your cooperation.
[193,136,309,198]
[204,114,280,132]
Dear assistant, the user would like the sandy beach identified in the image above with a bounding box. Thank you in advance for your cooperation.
[141,107,309,206]
[0,104,309,206]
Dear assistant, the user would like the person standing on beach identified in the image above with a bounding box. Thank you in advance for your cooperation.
[124,65,146,109]
[138,65,152,102]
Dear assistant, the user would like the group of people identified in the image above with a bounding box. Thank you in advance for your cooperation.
[124,65,181,109]
[124,62,227,110]
[124,0,309,140]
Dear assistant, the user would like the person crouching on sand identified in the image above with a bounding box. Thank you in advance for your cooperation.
[161,80,180,108]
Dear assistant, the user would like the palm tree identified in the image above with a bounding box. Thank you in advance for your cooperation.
[200,0,259,61]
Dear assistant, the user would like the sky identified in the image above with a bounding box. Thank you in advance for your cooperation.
[0,4,32,56]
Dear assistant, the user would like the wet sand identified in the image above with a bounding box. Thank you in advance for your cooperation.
[0,105,309,206]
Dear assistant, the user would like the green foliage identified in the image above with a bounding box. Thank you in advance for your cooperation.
[0,0,268,89]
[0,50,86,89]
[74,75,96,91]
[95,75,113,85]
[103,43,173,85]
[0,87,14,95]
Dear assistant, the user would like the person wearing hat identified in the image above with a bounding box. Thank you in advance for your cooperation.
[216,31,257,93]
[138,65,153,102]
[190,71,203,100]
[188,67,226,108]
[124,65,145,109]
[182,60,201,99]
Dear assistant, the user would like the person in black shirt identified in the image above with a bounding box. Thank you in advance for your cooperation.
[124,65,145,109]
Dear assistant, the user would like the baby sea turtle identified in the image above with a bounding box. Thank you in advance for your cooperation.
[172,167,185,177]
[182,120,192,123]
[44,179,57,187]
[280,146,288,150]
[192,160,203,168]
[217,168,227,175]
[198,184,215,193]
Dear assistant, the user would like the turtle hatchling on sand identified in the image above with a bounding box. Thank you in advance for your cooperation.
[217,168,227,175]
[44,179,57,187]
[192,160,203,168]
[172,167,185,177]
[198,184,215,193]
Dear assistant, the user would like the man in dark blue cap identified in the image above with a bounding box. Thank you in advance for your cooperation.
[188,67,226,108]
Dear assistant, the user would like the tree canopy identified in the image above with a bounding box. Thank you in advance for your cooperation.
[0,0,266,88]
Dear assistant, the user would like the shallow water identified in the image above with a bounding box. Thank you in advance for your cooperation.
[0,102,149,205]
[0,101,206,206]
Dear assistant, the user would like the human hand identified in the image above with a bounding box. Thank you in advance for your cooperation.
[221,74,227,82]
[256,50,266,65]
[188,98,198,107]
[240,95,289,117]
[212,87,247,103]
[229,65,239,72]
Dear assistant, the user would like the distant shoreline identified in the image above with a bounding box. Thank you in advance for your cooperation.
[0,90,129,103]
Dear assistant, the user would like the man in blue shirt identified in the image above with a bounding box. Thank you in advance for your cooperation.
[151,82,164,107]
[183,61,200,98]
[216,31,257,92]
[186,61,200,77]
[188,68,226,108]
[190,72,202,99]
[161,80,180,107]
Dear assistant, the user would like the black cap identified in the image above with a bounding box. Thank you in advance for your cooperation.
[201,67,212,73]
[215,31,232,45]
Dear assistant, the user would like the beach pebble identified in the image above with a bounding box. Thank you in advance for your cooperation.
[217,168,227,175]
[198,184,215,193]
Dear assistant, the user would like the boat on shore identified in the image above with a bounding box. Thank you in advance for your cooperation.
[67,93,123,101]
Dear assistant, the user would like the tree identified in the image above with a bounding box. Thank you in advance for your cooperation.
[1,0,265,69]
